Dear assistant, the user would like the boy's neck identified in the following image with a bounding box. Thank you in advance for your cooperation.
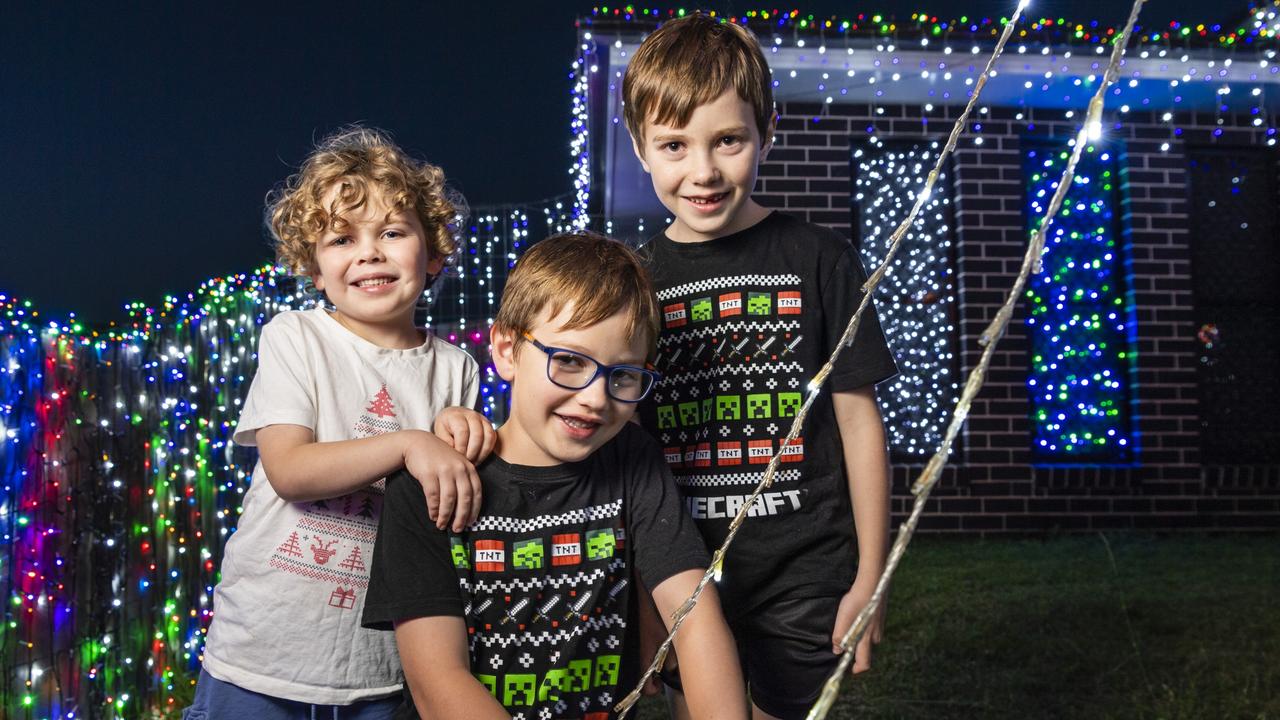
[492,428,571,469]
[666,200,771,244]
[327,309,424,349]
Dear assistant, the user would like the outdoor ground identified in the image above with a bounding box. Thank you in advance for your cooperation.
[632,534,1279,719]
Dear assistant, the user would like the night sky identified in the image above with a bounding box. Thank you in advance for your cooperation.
[3,0,1228,324]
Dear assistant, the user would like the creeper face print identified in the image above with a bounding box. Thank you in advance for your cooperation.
[691,297,713,322]
[477,674,498,697]
[778,392,803,418]
[716,395,741,421]
[586,529,616,561]
[566,659,593,692]
[747,393,772,419]
[512,539,544,570]
[657,405,676,430]
[594,654,622,688]
[450,537,470,569]
[678,401,700,427]
[503,674,537,707]
[701,397,714,424]
[538,668,569,702]
[747,292,772,316]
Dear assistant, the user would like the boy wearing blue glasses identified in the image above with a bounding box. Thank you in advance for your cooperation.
[363,232,747,720]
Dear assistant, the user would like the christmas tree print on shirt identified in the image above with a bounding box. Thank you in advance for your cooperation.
[268,383,401,609]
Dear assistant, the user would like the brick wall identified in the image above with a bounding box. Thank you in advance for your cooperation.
[761,101,1280,532]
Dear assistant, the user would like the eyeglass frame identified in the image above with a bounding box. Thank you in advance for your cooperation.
[521,331,661,403]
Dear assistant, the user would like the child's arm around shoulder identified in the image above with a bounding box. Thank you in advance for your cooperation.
[831,385,891,673]
[256,423,481,530]
[394,616,508,720]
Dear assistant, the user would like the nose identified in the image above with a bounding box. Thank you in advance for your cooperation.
[574,371,611,410]
[690,150,721,185]
[355,235,385,263]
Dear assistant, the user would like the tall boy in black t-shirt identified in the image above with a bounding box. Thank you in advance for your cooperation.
[363,233,747,720]
[623,14,899,720]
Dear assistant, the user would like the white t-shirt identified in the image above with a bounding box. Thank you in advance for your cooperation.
[202,307,479,704]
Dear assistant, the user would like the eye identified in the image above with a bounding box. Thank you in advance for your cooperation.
[610,369,642,389]
[660,141,684,154]
[718,135,743,148]
[551,352,588,372]
[382,229,404,240]
[327,235,352,247]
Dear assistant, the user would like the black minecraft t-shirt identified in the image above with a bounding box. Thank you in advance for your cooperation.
[637,211,897,615]
[363,424,708,720]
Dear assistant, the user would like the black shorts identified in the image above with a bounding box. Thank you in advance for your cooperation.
[663,593,843,720]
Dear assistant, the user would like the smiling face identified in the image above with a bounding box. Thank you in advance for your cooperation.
[492,304,651,467]
[311,181,444,348]
[634,89,775,244]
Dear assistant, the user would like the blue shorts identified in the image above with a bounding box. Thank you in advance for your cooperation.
[183,668,402,720]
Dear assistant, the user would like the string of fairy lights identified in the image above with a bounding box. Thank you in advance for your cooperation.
[2,4,1277,718]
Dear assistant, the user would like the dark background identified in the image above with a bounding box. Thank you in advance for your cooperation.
[2,0,1228,323]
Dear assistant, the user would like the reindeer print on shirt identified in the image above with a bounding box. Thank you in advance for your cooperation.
[268,384,399,610]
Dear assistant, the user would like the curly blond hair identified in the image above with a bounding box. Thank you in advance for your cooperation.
[267,126,463,279]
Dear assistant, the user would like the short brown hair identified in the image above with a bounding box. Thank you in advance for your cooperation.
[623,13,774,145]
[494,233,660,360]
[267,126,463,278]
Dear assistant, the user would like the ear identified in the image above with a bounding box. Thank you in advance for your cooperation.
[425,252,446,279]
[490,324,518,383]
[758,111,778,163]
[310,269,325,292]
[631,136,652,174]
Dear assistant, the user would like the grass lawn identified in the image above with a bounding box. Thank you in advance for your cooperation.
[631,534,1279,719]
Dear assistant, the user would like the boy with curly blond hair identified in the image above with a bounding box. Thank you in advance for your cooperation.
[187,127,494,720]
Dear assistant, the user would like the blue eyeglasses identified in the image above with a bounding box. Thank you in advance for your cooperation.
[522,332,661,403]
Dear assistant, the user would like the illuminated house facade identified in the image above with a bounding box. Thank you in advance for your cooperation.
[571,6,1280,531]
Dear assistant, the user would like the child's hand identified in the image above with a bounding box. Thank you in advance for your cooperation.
[433,407,497,464]
[831,572,886,674]
[403,430,482,532]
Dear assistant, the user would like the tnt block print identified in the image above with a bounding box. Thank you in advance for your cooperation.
[678,401,700,427]
[475,539,505,572]
[693,442,712,468]
[718,292,743,317]
[747,292,771,316]
[748,439,772,464]
[684,445,697,466]
[717,441,742,466]
[512,538,544,570]
[778,392,803,418]
[450,537,470,569]
[586,529,616,560]
[778,290,802,315]
[551,534,581,566]
[657,405,676,430]
[663,302,687,328]
[716,395,741,421]
[664,446,683,468]
[780,437,805,463]
[746,393,772,419]
[691,297,713,322]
